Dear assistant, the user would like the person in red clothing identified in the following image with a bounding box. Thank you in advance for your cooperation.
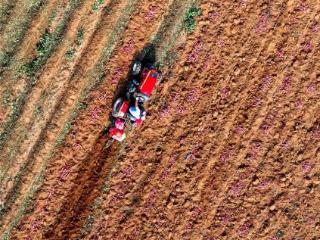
[109,118,126,141]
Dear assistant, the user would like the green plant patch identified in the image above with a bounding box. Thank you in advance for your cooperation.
[184,4,200,33]
[2,90,11,106]
[65,48,76,60]
[20,30,55,76]
[76,27,85,45]
[92,0,104,11]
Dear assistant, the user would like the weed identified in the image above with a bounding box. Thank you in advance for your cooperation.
[2,90,11,106]
[275,230,284,238]
[82,215,95,233]
[34,105,43,116]
[48,10,57,26]
[0,52,10,68]
[56,121,72,145]
[156,0,198,67]
[183,4,200,33]
[65,48,76,61]
[92,0,104,11]
[76,27,85,46]
[79,102,88,110]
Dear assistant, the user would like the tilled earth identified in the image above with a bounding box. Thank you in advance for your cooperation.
[0,0,319,239]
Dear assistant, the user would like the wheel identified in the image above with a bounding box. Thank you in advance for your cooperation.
[132,61,142,76]
[112,97,124,117]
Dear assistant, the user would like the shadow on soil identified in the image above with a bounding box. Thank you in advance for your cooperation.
[44,44,158,239]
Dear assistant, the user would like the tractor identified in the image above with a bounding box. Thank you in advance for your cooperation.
[108,60,162,142]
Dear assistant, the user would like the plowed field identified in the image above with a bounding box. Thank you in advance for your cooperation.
[0,0,319,239]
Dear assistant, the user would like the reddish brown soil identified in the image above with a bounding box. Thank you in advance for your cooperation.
[0,0,319,239]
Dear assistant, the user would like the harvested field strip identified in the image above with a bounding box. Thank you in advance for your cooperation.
[172,4,320,237]
[0,0,128,236]
[0,0,46,72]
[233,106,320,239]
[194,6,320,234]
[246,112,320,238]
[190,0,308,194]
[83,0,320,238]
[0,0,86,172]
[202,59,320,238]
[155,1,316,236]
[136,0,285,202]
[168,0,316,216]
[225,66,320,238]
[221,36,318,232]
[0,0,17,33]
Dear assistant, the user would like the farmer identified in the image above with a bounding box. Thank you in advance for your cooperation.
[109,118,126,141]
[128,96,146,125]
